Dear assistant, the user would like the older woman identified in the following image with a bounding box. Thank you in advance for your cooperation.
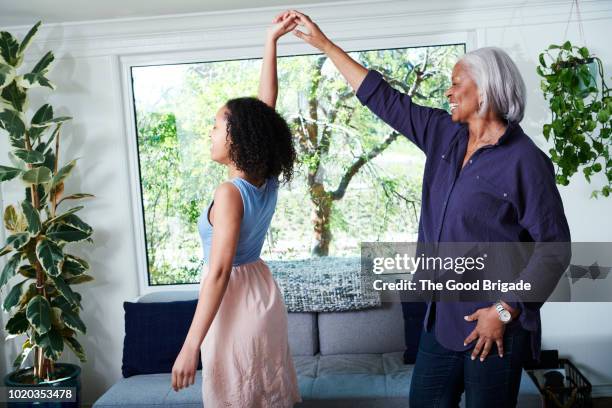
[280,10,571,408]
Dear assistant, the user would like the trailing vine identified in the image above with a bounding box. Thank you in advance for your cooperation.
[537,40,611,197]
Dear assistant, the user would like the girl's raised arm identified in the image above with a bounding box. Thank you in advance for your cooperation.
[258,13,298,108]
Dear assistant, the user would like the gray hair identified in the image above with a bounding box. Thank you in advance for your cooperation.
[459,47,526,123]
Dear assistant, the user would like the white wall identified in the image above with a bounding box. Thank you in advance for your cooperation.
[1,0,611,404]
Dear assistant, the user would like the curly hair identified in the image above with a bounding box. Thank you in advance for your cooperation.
[224,97,296,184]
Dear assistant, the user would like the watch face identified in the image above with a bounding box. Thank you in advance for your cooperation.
[500,310,511,322]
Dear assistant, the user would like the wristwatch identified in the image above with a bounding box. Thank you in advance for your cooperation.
[494,301,512,324]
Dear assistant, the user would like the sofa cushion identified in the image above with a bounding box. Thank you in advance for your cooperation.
[93,372,203,408]
[317,302,405,355]
[94,354,542,407]
[288,312,319,356]
[122,300,202,377]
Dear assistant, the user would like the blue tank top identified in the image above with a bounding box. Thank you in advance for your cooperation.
[197,176,279,266]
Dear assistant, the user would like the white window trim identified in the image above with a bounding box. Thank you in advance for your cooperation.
[120,30,476,295]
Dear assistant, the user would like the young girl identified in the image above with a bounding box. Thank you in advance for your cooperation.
[170,14,302,407]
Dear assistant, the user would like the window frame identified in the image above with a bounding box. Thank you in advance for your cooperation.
[120,31,476,294]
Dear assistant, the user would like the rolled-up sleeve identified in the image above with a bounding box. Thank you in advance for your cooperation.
[355,69,454,157]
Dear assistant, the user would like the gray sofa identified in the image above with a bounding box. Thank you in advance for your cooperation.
[93,290,542,407]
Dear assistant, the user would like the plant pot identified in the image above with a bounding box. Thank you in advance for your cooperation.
[578,59,599,92]
[3,363,81,408]
[554,57,598,92]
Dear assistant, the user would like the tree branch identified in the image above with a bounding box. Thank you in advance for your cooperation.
[331,130,401,200]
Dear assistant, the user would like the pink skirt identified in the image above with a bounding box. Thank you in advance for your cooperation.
[199,258,302,407]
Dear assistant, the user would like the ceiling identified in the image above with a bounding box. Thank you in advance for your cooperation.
[0,0,361,27]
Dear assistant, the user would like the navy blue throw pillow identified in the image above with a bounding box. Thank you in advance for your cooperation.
[122,299,202,377]
[402,301,427,364]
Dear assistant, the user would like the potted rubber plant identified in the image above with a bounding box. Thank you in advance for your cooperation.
[537,40,611,198]
[0,21,94,405]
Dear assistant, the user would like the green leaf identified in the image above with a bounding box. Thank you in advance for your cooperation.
[0,109,26,138]
[47,224,91,243]
[66,274,94,285]
[21,166,52,184]
[598,110,610,124]
[51,159,77,189]
[0,165,22,182]
[42,150,56,173]
[538,53,546,68]
[18,265,37,279]
[60,213,92,233]
[31,103,53,125]
[44,206,84,225]
[51,295,76,313]
[6,310,29,335]
[4,205,22,232]
[49,275,81,309]
[0,244,12,256]
[8,133,25,149]
[17,21,41,56]
[60,307,86,334]
[36,326,64,360]
[21,200,41,234]
[2,279,28,311]
[65,336,87,362]
[1,81,26,111]
[18,282,37,308]
[578,46,589,59]
[0,31,19,66]
[62,254,89,276]
[19,72,55,90]
[31,115,71,128]
[12,338,33,369]
[14,148,45,164]
[592,163,602,173]
[26,295,52,335]
[0,252,22,288]
[25,184,46,211]
[31,51,54,74]
[6,232,30,250]
[0,63,15,89]
[57,193,95,206]
[562,40,572,51]
[36,238,64,277]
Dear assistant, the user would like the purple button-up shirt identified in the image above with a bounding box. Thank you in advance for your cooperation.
[356,69,571,362]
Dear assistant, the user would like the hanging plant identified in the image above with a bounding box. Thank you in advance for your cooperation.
[537,40,611,198]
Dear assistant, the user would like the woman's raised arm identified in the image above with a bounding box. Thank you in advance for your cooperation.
[283,10,454,156]
[283,10,368,91]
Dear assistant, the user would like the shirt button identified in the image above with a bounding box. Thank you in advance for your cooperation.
[476,175,480,179]
[469,159,473,164]
[441,154,445,159]
[503,193,508,197]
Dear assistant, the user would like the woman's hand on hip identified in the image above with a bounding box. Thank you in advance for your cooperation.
[171,343,200,392]
[463,306,505,361]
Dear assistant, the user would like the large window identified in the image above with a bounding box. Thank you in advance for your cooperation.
[131,44,465,285]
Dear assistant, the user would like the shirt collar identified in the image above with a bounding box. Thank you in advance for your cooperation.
[495,120,519,146]
[441,120,520,162]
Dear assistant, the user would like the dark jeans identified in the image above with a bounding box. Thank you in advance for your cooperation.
[408,323,530,408]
